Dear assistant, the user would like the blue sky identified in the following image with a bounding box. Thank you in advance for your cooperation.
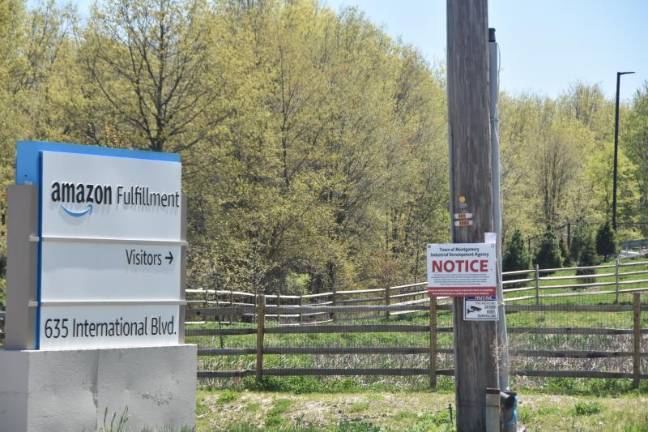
[41,0,647,102]
[323,0,647,102]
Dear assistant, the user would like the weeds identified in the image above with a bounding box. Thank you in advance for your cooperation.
[266,399,293,428]
[101,407,129,432]
[573,401,602,416]
[216,389,240,404]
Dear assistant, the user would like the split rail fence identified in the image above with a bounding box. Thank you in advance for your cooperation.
[187,259,648,387]
[0,259,647,387]
[188,294,648,388]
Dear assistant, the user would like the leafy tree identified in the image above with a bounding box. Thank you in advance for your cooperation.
[625,82,648,236]
[586,147,641,235]
[595,221,618,261]
[576,231,599,284]
[534,226,562,271]
[0,0,645,299]
[503,229,530,287]
[82,0,226,152]
[569,222,588,264]
[559,236,570,265]
[503,229,529,272]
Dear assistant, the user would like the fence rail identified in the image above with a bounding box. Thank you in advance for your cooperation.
[1,259,647,387]
[189,293,648,388]
[186,260,648,323]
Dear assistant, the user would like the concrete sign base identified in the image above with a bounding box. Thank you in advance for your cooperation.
[0,344,197,432]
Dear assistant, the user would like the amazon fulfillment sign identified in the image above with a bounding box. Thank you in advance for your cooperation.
[15,141,184,350]
[426,243,496,297]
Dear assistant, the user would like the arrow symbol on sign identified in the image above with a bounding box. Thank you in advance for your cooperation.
[165,251,174,264]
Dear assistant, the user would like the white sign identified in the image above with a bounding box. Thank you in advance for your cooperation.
[41,242,180,301]
[38,151,182,350]
[41,152,181,240]
[40,305,179,350]
[464,296,498,321]
[427,243,496,297]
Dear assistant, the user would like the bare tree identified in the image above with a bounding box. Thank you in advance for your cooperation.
[537,124,579,226]
[83,0,229,152]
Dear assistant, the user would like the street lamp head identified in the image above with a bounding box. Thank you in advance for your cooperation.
[618,71,635,76]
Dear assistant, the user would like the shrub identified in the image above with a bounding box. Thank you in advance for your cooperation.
[503,229,530,287]
[569,222,588,264]
[574,401,602,416]
[559,236,570,265]
[534,226,562,272]
[503,229,530,272]
[576,232,599,284]
[596,221,619,261]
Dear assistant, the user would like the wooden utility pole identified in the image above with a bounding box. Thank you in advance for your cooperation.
[447,1,500,430]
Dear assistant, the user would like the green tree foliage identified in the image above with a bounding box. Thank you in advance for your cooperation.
[625,82,648,236]
[503,229,529,273]
[569,222,588,264]
[534,226,562,271]
[81,0,221,152]
[0,0,646,296]
[595,222,618,261]
[576,231,599,283]
[586,146,641,239]
[559,236,569,265]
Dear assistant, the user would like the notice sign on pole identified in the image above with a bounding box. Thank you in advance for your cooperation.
[426,243,496,297]
[16,141,183,350]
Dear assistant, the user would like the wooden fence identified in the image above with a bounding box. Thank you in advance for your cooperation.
[185,259,648,325]
[190,293,648,388]
[0,259,647,386]
[502,258,648,304]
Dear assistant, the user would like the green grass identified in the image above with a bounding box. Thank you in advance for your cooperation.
[216,389,240,404]
[195,389,648,431]
[265,399,293,428]
[218,421,384,432]
[574,401,603,416]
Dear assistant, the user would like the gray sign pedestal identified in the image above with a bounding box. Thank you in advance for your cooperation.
[3,172,196,431]
[0,345,197,432]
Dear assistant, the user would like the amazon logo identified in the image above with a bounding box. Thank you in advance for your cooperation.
[50,181,113,218]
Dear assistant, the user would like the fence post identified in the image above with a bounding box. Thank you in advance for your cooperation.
[385,286,391,319]
[429,296,438,390]
[633,293,641,388]
[214,287,224,348]
[331,286,337,322]
[256,294,265,383]
[299,295,303,326]
[534,264,540,305]
[615,257,621,304]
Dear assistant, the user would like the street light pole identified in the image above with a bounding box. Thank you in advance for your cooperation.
[612,71,634,231]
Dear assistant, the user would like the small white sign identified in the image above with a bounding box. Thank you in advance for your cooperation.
[464,296,498,321]
[427,243,496,297]
[453,220,473,227]
[484,232,497,244]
